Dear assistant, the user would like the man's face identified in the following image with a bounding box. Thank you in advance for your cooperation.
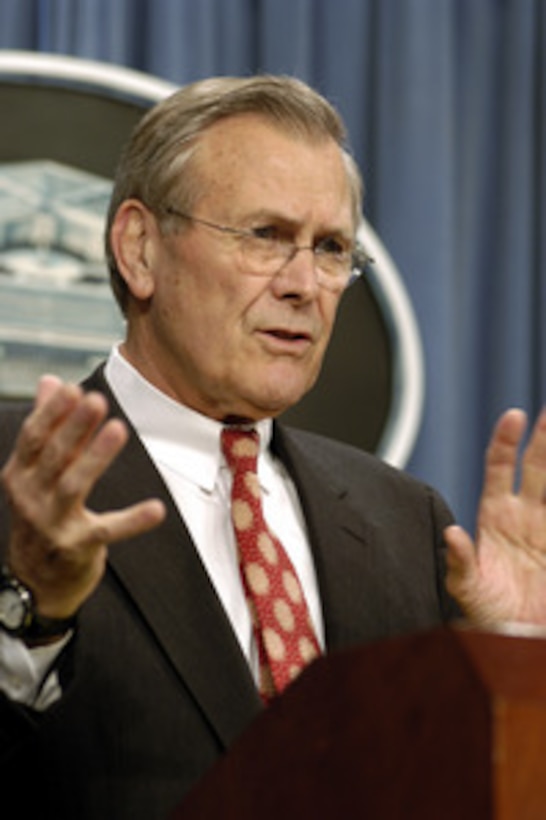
[121,114,355,421]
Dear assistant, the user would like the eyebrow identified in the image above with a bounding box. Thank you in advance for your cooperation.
[237,208,355,242]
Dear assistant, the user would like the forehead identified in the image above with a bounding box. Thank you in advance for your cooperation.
[190,114,354,228]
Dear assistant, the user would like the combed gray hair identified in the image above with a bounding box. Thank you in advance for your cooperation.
[105,74,363,312]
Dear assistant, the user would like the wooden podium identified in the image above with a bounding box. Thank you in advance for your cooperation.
[174,625,546,819]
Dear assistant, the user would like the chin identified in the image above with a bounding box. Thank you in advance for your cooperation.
[251,383,314,419]
[226,365,319,420]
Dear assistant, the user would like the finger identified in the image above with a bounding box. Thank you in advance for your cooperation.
[482,408,528,499]
[519,406,546,503]
[443,524,480,608]
[15,382,85,466]
[35,374,63,407]
[92,498,166,547]
[36,392,111,485]
[444,524,476,574]
[52,417,130,509]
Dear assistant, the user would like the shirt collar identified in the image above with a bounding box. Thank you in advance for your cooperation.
[104,347,273,493]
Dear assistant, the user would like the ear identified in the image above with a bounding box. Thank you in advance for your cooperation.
[109,199,160,301]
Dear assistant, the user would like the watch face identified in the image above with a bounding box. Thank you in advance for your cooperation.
[0,587,27,630]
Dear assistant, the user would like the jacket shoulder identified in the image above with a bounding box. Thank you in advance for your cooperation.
[276,422,454,523]
[277,423,422,486]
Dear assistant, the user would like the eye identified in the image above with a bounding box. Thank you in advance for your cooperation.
[315,236,348,258]
[250,224,281,241]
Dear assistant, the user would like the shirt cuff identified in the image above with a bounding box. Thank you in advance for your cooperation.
[0,630,71,711]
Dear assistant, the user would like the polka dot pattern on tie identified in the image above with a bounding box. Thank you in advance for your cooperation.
[221,427,321,702]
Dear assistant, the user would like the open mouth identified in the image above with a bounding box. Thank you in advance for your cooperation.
[266,329,311,342]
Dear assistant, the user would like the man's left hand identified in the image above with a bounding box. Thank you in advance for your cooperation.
[445,407,546,626]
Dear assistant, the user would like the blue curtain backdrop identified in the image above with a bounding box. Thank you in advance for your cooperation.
[1,0,545,533]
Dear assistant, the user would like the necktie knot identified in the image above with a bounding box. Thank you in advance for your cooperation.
[221,428,259,474]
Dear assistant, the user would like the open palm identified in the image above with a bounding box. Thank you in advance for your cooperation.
[445,408,546,625]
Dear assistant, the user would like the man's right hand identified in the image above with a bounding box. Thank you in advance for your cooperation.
[1,375,166,622]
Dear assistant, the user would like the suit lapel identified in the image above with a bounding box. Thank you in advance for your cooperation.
[274,425,390,651]
[84,369,262,748]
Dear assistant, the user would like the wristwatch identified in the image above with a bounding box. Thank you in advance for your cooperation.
[0,566,76,641]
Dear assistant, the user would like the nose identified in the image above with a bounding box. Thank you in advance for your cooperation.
[271,245,320,300]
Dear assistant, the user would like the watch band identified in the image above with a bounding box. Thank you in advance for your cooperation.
[24,609,77,641]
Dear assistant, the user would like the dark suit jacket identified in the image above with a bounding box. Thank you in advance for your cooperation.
[0,367,457,818]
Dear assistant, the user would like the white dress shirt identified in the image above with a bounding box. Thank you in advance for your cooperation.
[0,348,324,706]
[105,347,324,680]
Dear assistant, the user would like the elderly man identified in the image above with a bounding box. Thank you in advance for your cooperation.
[0,75,544,818]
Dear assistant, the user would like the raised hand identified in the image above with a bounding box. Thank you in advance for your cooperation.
[445,407,546,626]
[1,375,165,621]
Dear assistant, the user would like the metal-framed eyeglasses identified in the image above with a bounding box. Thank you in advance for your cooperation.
[164,207,372,293]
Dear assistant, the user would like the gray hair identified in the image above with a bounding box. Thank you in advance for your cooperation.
[105,74,363,312]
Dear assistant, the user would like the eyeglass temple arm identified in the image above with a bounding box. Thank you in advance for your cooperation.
[352,242,374,274]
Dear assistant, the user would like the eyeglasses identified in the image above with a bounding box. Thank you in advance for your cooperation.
[164,207,371,293]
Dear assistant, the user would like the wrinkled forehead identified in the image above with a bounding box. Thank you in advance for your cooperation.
[187,114,360,229]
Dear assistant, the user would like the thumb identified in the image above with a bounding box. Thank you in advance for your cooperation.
[444,524,479,604]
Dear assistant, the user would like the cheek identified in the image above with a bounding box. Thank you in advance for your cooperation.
[318,293,341,341]
[161,277,246,359]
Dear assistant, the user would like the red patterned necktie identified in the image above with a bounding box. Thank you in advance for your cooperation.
[221,427,321,702]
